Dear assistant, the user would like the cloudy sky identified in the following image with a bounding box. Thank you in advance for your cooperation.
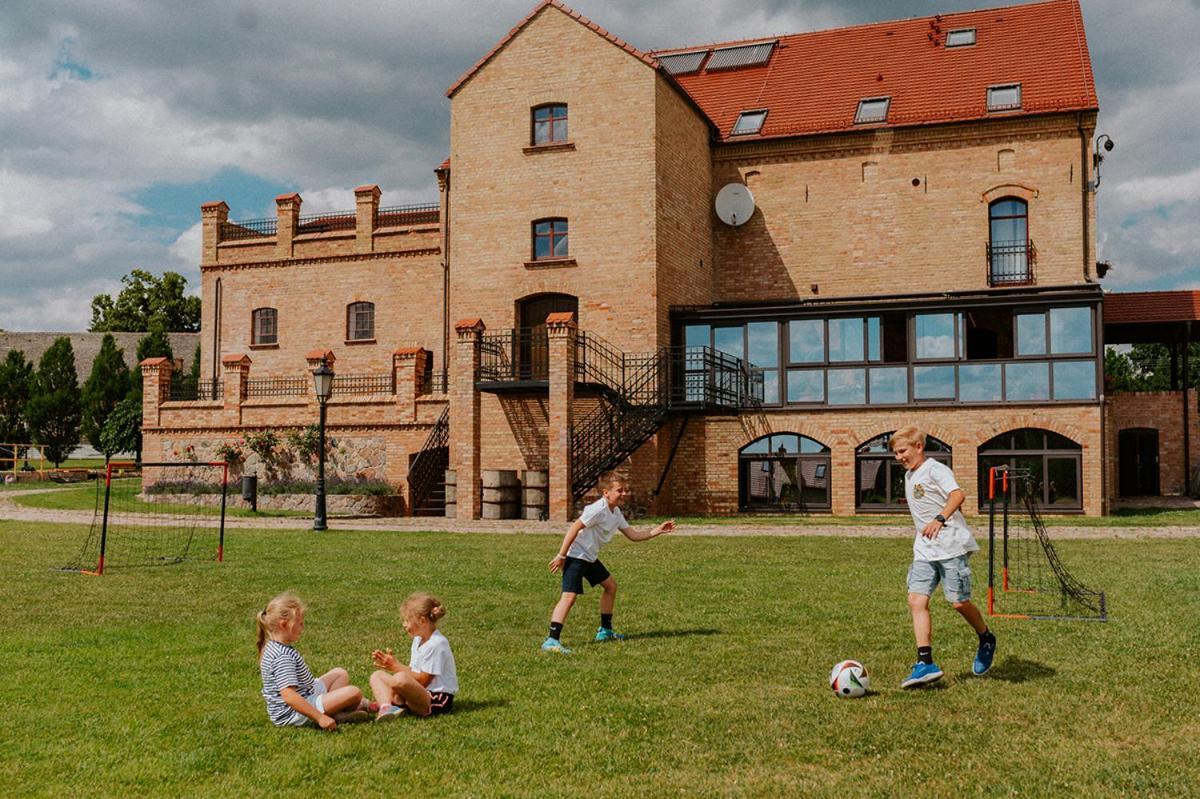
[1,0,1196,331]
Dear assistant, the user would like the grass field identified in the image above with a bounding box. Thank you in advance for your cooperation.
[0,519,1197,797]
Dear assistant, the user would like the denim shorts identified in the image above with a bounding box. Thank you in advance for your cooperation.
[278,678,328,727]
[907,555,973,602]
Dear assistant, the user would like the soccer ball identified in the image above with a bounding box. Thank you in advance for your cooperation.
[830,659,870,698]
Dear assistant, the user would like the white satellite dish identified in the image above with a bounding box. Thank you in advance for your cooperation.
[715,183,755,226]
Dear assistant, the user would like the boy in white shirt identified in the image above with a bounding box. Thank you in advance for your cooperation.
[890,426,996,687]
[540,473,676,654]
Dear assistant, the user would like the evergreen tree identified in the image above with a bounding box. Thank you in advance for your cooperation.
[0,349,35,464]
[136,321,174,363]
[98,396,142,460]
[81,334,131,451]
[26,337,82,466]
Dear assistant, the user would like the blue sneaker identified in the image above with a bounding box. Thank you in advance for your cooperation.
[594,627,626,642]
[540,637,572,654]
[973,634,997,676]
[901,661,944,689]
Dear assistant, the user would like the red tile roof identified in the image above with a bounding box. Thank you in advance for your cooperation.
[446,0,656,98]
[1105,291,1200,325]
[653,0,1097,142]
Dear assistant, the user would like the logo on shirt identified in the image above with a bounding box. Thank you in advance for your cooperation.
[912,483,925,500]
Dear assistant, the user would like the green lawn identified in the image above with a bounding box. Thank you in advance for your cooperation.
[0,520,1196,797]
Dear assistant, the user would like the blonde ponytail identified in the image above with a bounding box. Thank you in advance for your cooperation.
[256,593,305,661]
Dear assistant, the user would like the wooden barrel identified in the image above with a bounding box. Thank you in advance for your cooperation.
[521,469,549,521]
[443,469,457,513]
[481,469,519,519]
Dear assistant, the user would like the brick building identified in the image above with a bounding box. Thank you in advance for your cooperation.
[142,0,1198,518]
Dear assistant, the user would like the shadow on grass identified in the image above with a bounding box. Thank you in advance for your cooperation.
[959,656,1056,684]
[619,628,722,642]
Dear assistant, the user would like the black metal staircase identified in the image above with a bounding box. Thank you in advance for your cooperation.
[407,407,449,516]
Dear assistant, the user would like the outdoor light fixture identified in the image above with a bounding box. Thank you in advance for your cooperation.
[311,360,334,531]
[1092,134,1115,191]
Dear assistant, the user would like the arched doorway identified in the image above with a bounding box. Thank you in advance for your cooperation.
[977,428,1082,510]
[856,432,952,511]
[1118,428,1159,497]
[739,433,831,512]
[517,294,577,381]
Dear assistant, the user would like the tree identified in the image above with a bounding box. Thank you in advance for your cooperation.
[25,337,82,466]
[1105,343,1200,392]
[136,321,174,363]
[90,269,201,332]
[98,396,142,460]
[0,349,35,463]
[81,334,131,451]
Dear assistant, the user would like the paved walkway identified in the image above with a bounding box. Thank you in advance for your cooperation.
[2,487,1197,539]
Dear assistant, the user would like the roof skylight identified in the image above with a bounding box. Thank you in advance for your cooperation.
[731,109,767,135]
[706,41,776,71]
[946,28,976,47]
[855,96,891,124]
[987,83,1022,111]
[658,50,708,75]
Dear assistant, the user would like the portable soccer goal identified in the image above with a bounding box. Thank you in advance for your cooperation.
[62,461,228,575]
[986,465,1106,621]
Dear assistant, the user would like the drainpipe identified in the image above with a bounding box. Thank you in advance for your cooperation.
[1078,114,1093,282]
[1184,322,1192,495]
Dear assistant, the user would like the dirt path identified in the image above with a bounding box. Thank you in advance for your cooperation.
[2,486,1197,539]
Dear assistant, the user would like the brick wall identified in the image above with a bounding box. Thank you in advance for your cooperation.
[711,114,1096,303]
[1105,390,1199,497]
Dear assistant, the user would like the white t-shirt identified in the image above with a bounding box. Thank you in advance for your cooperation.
[566,498,628,562]
[904,457,979,562]
[410,629,457,695]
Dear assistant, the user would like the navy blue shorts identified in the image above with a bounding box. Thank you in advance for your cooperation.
[428,691,454,716]
[561,556,610,595]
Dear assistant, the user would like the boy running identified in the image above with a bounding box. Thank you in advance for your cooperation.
[890,426,996,687]
[540,473,675,654]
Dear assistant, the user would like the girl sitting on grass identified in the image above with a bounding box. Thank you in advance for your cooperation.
[369,592,458,721]
[256,592,370,729]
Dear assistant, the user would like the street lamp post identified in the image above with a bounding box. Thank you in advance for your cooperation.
[311,360,335,531]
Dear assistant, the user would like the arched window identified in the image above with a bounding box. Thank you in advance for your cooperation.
[347,301,375,341]
[857,432,952,511]
[988,198,1031,285]
[738,433,831,512]
[532,104,568,145]
[251,307,277,346]
[532,218,568,260]
[978,428,1082,510]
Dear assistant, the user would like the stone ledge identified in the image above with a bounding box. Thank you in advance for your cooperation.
[144,492,405,516]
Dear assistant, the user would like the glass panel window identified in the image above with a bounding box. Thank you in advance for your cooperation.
[789,319,824,363]
[1046,457,1080,506]
[252,308,277,345]
[1016,312,1046,355]
[1050,307,1093,354]
[760,370,779,405]
[867,317,881,361]
[987,83,1022,111]
[959,363,1002,402]
[347,301,374,341]
[913,365,955,399]
[684,324,710,350]
[787,369,824,403]
[532,104,568,145]
[828,368,865,405]
[742,437,769,455]
[828,317,865,362]
[1053,361,1096,400]
[713,326,743,359]
[915,313,956,359]
[946,28,976,47]
[855,97,890,124]
[1006,361,1050,401]
[533,219,568,260]
[732,110,767,135]
[799,436,827,455]
[869,367,907,404]
[771,434,800,454]
[746,322,778,367]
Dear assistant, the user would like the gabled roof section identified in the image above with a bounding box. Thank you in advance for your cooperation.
[650,0,1098,142]
[446,0,657,98]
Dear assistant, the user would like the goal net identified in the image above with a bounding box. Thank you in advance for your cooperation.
[62,461,228,575]
[987,465,1106,621]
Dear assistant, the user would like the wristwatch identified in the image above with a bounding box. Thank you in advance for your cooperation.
[934,514,946,524]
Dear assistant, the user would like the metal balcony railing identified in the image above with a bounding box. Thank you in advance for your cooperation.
[219,217,276,241]
[169,377,223,401]
[987,240,1036,286]
[297,210,356,234]
[478,328,549,384]
[377,203,440,227]
[244,376,308,398]
[332,373,395,395]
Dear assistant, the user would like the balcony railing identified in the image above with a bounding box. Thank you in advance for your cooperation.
[478,328,549,384]
[332,373,395,395]
[987,240,1036,286]
[220,217,276,241]
[297,210,356,234]
[168,377,223,402]
[244,376,308,398]
[378,203,439,227]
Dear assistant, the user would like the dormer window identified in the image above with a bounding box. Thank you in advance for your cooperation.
[946,28,976,47]
[532,104,568,145]
[855,97,890,124]
[987,83,1022,112]
[731,109,767,136]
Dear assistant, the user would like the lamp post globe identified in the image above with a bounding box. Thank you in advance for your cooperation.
[311,361,334,531]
